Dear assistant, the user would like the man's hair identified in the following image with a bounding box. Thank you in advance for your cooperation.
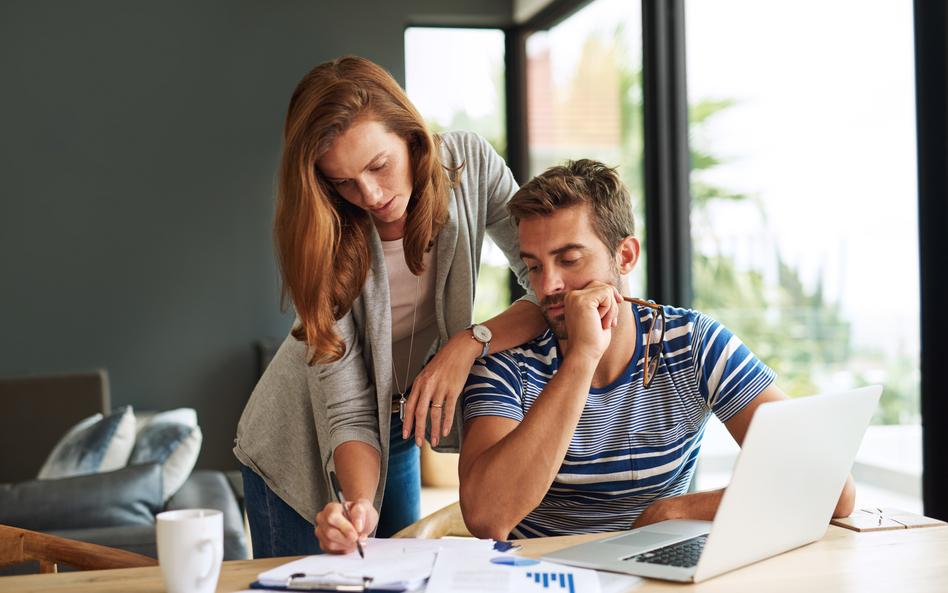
[506,159,635,253]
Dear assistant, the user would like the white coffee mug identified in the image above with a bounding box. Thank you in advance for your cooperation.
[156,509,224,593]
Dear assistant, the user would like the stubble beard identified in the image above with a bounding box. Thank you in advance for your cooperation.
[541,294,569,340]
[539,260,623,342]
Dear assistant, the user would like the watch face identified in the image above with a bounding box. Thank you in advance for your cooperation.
[473,324,492,342]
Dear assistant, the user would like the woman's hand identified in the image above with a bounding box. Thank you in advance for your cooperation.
[313,499,378,554]
[401,331,481,448]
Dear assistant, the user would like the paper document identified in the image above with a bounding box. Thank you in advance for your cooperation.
[255,538,497,591]
[426,547,620,593]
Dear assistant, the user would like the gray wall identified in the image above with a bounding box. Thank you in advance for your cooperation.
[0,0,512,471]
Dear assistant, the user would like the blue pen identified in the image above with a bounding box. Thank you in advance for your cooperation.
[329,471,365,559]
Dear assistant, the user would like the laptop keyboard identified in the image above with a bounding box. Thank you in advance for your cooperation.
[625,534,708,568]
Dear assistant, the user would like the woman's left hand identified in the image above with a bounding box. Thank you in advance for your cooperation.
[401,331,481,447]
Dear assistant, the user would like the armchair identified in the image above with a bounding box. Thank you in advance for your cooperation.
[0,371,248,575]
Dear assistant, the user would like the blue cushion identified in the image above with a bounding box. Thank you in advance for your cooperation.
[130,409,202,502]
[0,462,163,531]
[37,406,136,480]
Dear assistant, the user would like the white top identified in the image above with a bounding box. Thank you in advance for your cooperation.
[383,235,439,397]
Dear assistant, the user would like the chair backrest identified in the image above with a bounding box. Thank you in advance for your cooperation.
[392,501,472,539]
[0,524,158,574]
[0,370,110,482]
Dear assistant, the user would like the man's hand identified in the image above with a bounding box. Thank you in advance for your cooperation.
[314,498,378,554]
[563,281,623,362]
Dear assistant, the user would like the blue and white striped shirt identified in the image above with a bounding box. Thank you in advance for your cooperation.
[462,304,776,538]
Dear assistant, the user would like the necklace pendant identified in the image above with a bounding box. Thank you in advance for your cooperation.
[399,396,407,421]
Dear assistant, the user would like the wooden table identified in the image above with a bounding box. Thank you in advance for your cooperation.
[2,525,946,592]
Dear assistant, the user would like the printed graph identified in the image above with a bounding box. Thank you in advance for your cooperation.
[525,571,576,593]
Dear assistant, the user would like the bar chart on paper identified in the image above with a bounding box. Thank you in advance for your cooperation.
[525,571,576,592]
[426,547,606,593]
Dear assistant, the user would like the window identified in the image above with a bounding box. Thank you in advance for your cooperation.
[405,27,510,322]
[525,0,646,295]
[412,0,932,516]
[685,0,921,512]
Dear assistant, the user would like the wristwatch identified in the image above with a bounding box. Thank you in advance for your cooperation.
[466,324,492,358]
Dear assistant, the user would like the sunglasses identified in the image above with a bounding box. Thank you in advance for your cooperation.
[623,297,666,388]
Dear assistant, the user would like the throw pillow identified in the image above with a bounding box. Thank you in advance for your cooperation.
[148,407,197,428]
[0,462,163,531]
[37,405,137,480]
[130,408,202,502]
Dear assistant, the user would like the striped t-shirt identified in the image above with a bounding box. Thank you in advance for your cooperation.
[462,304,776,538]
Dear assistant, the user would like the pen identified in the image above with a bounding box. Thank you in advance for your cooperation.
[329,470,365,559]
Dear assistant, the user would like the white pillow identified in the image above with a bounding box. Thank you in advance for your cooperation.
[129,408,202,502]
[147,407,197,428]
[37,406,137,480]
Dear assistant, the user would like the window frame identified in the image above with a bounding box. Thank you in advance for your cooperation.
[914,0,948,520]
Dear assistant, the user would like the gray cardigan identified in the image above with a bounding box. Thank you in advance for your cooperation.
[234,131,537,525]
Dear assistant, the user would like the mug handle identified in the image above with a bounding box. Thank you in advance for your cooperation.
[196,537,221,587]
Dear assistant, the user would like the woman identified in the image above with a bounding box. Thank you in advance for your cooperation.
[234,56,544,557]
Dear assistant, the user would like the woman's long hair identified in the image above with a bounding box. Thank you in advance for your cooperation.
[275,56,449,365]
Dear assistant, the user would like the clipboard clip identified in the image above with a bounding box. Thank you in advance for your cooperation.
[285,572,374,591]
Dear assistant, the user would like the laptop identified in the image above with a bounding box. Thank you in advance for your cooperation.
[540,385,882,583]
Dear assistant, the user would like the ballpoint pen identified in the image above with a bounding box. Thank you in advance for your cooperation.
[329,470,365,559]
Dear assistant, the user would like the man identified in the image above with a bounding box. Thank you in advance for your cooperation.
[458,159,855,540]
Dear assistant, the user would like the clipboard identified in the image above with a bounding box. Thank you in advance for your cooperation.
[251,538,516,592]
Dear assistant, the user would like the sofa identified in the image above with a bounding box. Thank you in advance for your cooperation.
[0,370,248,575]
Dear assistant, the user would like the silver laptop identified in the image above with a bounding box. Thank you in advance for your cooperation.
[541,385,882,583]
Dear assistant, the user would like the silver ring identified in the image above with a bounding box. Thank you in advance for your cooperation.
[430,403,443,408]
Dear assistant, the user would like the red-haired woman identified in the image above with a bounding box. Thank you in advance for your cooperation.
[234,56,544,557]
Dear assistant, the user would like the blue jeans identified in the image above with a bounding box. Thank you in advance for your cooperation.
[241,415,421,558]
[241,462,324,558]
[377,414,421,537]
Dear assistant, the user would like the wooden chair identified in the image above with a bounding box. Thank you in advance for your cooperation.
[0,524,158,574]
[392,501,473,539]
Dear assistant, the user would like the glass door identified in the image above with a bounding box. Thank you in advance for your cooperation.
[685,0,920,512]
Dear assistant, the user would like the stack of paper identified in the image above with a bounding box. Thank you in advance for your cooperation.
[255,538,497,591]
[253,538,641,592]
[425,547,642,593]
